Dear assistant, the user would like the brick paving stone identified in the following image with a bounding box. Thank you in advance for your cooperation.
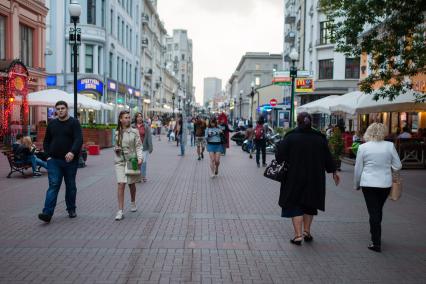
[0,135,425,283]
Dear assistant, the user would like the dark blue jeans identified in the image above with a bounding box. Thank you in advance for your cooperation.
[20,155,47,173]
[42,158,78,216]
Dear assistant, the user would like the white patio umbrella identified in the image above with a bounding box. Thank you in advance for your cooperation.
[355,89,426,114]
[77,93,113,111]
[297,95,340,115]
[329,91,364,115]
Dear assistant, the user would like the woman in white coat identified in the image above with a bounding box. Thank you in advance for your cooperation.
[354,123,402,252]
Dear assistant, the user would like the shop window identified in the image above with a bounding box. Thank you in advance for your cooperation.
[318,59,333,79]
[20,24,33,67]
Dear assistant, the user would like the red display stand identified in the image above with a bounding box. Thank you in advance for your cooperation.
[87,144,100,155]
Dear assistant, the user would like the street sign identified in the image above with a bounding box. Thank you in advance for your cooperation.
[296,70,312,77]
[295,78,314,92]
[270,99,277,107]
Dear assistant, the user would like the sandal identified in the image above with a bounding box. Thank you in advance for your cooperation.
[290,236,303,246]
[303,231,313,242]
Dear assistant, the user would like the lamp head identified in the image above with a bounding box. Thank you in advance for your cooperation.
[289,48,299,61]
[68,1,82,19]
[251,81,255,88]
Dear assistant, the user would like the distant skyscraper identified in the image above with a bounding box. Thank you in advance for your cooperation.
[203,77,222,106]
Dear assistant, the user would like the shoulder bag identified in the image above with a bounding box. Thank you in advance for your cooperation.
[389,171,402,201]
[264,159,289,182]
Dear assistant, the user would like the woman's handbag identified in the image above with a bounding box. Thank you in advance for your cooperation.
[122,150,140,176]
[264,159,289,182]
[389,171,402,201]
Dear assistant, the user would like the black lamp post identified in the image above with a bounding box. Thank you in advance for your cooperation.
[178,96,181,110]
[68,1,81,118]
[239,90,243,120]
[250,81,255,124]
[289,48,299,128]
[172,92,175,117]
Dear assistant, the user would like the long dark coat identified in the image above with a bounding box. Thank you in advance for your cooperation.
[275,127,335,211]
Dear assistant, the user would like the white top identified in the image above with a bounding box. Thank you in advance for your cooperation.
[398,132,412,139]
[354,141,402,189]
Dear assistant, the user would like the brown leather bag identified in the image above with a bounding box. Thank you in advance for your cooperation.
[389,171,402,201]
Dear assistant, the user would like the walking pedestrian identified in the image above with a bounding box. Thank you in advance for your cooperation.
[168,118,176,141]
[155,116,162,141]
[354,123,402,252]
[175,116,182,147]
[254,117,268,167]
[194,116,207,160]
[245,123,254,159]
[218,113,230,156]
[188,118,195,147]
[275,112,340,245]
[114,111,143,221]
[38,101,83,223]
[133,113,153,183]
[205,118,224,178]
[176,115,185,156]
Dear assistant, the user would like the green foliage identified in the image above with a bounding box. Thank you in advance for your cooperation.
[328,127,344,159]
[81,124,117,130]
[320,0,426,102]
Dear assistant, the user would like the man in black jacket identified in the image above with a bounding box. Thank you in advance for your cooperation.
[38,101,83,223]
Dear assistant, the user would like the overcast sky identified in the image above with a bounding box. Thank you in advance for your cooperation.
[157,0,283,104]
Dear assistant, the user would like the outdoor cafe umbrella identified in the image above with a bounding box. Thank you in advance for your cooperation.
[296,95,340,115]
[329,91,364,115]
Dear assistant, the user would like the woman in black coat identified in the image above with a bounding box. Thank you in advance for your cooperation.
[275,112,340,245]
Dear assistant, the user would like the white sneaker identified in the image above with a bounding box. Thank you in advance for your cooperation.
[130,203,137,212]
[115,210,124,221]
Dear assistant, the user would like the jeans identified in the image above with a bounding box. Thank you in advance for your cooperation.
[141,151,149,177]
[42,158,78,216]
[191,132,195,146]
[21,155,47,173]
[255,139,266,165]
[362,187,391,247]
[180,134,185,155]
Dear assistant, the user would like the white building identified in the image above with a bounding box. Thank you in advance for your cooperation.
[203,77,222,107]
[284,0,360,107]
[165,30,194,108]
[45,0,141,123]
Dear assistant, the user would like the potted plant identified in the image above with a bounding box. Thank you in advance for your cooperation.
[329,127,344,171]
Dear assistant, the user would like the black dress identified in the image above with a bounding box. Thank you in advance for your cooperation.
[275,128,336,217]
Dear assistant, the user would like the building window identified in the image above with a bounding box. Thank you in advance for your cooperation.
[174,43,178,50]
[130,29,132,51]
[117,56,121,81]
[71,47,79,72]
[319,21,333,45]
[121,59,124,83]
[117,16,120,40]
[345,58,360,79]
[85,45,94,73]
[318,59,333,79]
[121,20,124,44]
[181,54,185,60]
[134,67,137,87]
[255,64,260,70]
[109,52,113,78]
[126,25,129,48]
[98,46,102,74]
[255,76,261,86]
[273,64,278,71]
[110,10,114,35]
[101,0,105,27]
[19,24,33,67]
[87,0,96,25]
[0,16,5,60]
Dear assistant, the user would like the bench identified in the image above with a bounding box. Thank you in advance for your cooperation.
[2,151,36,178]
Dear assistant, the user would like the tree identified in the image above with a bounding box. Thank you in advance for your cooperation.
[319,0,426,101]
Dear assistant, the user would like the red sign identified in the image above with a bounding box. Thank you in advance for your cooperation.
[270,99,277,107]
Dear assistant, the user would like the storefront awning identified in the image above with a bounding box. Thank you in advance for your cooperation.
[355,89,426,114]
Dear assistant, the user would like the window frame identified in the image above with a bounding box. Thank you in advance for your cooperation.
[318,59,334,80]
[0,15,6,60]
[319,21,333,45]
[19,24,33,67]
[85,44,94,73]
[87,0,96,25]
[345,58,360,79]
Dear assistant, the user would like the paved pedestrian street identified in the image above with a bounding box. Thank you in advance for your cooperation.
[0,138,425,284]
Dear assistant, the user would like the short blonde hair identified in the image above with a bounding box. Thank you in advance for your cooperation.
[22,136,33,148]
[364,123,387,142]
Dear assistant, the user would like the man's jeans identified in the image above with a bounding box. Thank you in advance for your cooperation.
[42,158,78,216]
[255,139,266,165]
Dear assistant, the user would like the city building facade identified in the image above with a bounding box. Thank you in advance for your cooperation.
[0,0,48,130]
[165,29,194,109]
[228,52,282,121]
[45,0,141,124]
[284,0,360,108]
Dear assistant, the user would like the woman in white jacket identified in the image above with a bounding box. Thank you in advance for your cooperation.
[354,123,402,252]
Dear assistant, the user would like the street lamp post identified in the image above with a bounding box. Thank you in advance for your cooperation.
[68,1,81,118]
[250,81,255,124]
[172,93,175,117]
[289,48,299,128]
[178,96,181,110]
[239,90,243,120]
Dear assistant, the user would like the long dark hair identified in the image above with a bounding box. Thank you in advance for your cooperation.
[116,110,130,147]
[133,112,143,124]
